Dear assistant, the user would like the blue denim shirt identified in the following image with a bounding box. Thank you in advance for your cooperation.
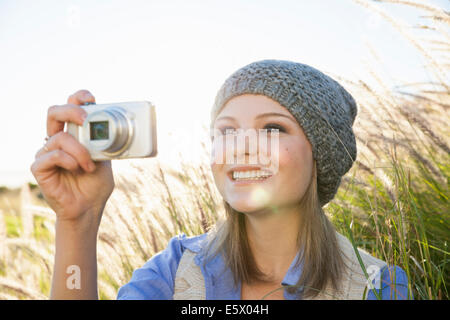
[117,233,411,300]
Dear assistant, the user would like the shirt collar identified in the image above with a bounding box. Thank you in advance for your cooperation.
[180,233,305,297]
[179,233,206,254]
[281,249,304,291]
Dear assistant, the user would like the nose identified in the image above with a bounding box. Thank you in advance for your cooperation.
[234,129,253,154]
[234,128,269,166]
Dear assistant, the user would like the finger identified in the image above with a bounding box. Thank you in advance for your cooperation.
[36,131,96,172]
[31,149,80,176]
[47,104,88,136]
[35,145,49,160]
[67,89,96,106]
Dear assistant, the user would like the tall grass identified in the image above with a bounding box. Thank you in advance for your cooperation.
[0,0,448,300]
[333,0,449,299]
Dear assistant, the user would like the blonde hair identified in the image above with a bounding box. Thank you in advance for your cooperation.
[203,160,346,299]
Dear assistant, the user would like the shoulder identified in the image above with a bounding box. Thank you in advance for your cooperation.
[374,265,411,299]
[335,232,387,270]
[334,232,411,299]
[116,233,207,300]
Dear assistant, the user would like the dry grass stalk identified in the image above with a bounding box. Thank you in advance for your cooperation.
[398,106,450,154]
[353,0,449,88]
[379,0,450,25]
[0,277,47,300]
[5,238,53,274]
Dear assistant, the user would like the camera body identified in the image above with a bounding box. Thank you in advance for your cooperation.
[66,101,157,161]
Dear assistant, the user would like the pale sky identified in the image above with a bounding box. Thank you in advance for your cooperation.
[0,0,448,187]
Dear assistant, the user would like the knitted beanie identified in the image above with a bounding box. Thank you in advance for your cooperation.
[210,59,358,207]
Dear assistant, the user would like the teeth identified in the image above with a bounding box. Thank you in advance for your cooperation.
[232,170,272,180]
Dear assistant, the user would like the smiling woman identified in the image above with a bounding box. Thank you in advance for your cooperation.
[116,59,411,300]
[207,93,324,299]
[29,60,411,301]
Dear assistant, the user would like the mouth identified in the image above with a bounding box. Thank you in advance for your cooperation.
[227,166,274,185]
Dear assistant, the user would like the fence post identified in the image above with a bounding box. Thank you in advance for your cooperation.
[20,184,33,239]
[0,209,5,261]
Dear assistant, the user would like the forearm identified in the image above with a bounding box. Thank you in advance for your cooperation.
[50,214,101,300]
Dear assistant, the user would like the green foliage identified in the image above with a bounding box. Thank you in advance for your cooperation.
[4,215,22,238]
[32,216,52,242]
[330,144,449,300]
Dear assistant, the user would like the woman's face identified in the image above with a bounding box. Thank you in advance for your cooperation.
[211,94,314,215]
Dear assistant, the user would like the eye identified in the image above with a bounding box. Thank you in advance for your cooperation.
[219,126,237,135]
[264,123,286,133]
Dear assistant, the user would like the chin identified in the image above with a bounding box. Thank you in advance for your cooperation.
[229,203,262,214]
[226,182,273,213]
[225,190,273,214]
[229,203,278,218]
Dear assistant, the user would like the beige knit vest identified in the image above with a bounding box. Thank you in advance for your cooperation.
[173,232,387,300]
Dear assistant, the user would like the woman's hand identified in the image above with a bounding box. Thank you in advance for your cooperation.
[30,89,115,228]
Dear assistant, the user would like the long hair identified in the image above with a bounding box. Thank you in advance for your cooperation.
[203,160,347,299]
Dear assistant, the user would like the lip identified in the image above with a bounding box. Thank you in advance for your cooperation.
[227,166,274,186]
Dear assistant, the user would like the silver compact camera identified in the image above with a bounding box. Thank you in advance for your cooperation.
[66,101,157,161]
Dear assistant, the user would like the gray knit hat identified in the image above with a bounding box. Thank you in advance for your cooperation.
[210,59,358,207]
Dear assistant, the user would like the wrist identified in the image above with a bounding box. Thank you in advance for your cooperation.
[55,207,103,238]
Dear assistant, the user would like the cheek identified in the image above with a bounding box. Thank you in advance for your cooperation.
[210,162,220,181]
[278,146,299,169]
[278,143,312,187]
[210,138,226,179]
[210,162,225,192]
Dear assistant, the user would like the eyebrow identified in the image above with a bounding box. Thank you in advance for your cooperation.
[216,112,297,125]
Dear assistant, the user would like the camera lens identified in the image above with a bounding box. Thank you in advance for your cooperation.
[90,121,109,140]
[83,106,133,156]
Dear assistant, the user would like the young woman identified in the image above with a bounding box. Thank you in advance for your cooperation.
[31,59,410,300]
